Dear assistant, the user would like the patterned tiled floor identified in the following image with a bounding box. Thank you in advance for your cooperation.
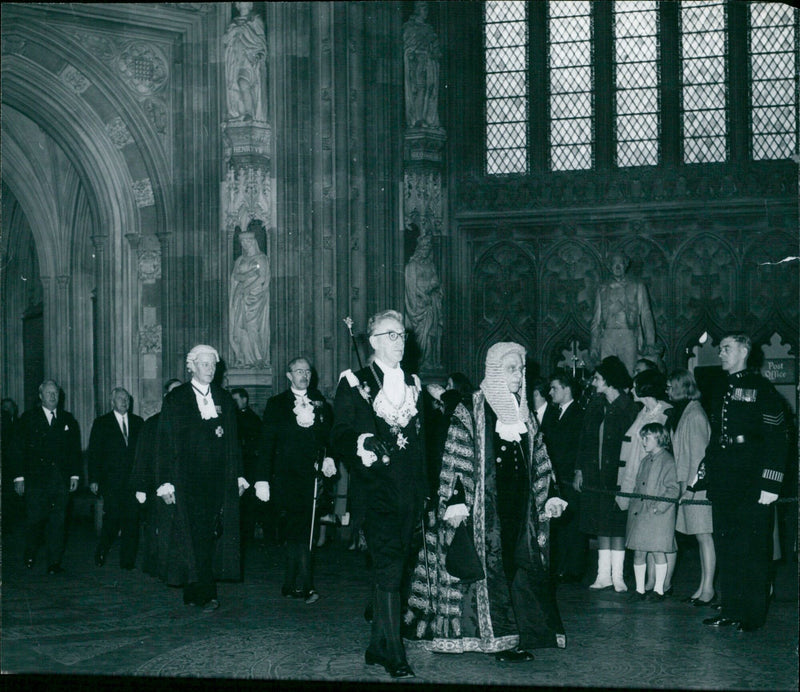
[1,514,797,690]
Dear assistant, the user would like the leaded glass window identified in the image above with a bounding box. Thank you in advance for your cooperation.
[549,0,594,171]
[749,2,798,160]
[681,1,728,163]
[614,1,660,167]
[485,0,529,175]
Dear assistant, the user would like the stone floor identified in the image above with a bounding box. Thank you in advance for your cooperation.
[1,511,797,691]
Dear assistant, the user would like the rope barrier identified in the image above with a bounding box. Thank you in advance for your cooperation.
[579,486,798,506]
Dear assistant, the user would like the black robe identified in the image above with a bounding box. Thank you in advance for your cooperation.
[154,383,243,586]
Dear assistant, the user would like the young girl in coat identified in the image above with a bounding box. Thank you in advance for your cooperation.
[625,422,679,601]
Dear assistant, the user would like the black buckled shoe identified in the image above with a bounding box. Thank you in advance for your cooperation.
[385,660,415,678]
[24,557,34,569]
[735,622,759,633]
[495,647,535,662]
[202,598,220,612]
[703,615,736,627]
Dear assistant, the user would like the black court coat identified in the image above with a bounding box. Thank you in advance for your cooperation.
[259,388,333,541]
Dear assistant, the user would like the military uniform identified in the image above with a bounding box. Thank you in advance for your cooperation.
[705,369,787,629]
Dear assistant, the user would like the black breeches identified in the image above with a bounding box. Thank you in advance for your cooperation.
[365,506,418,591]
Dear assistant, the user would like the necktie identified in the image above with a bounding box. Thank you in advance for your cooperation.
[49,411,55,426]
[122,418,128,445]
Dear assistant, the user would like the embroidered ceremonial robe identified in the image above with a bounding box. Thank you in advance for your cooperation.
[406,391,564,652]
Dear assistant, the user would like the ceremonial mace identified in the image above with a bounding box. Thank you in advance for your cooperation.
[343,317,390,465]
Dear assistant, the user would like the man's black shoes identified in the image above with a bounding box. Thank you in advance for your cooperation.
[495,647,535,662]
[47,564,65,575]
[703,615,738,627]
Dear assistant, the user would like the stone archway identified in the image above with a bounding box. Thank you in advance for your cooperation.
[1,20,172,438]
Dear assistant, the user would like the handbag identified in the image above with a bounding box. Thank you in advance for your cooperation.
[445,518,485,583]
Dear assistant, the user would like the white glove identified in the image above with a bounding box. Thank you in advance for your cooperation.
[135,491,146,504]
[238,476,250,497]
[156,482,176,505]
[758,490,779,505]
[255,481,270,502]
[443,503,469,527]
[356,434,377,467]
[545,497,569,518]
[321,457,336,478]
[427,383,445,401]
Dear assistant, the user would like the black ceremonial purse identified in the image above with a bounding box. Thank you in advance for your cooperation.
[445,518,485,583]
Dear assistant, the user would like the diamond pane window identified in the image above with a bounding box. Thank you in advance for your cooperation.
[614,1,659,167]
[485,0,529,175]
[549,1,593,170]
[750,2,798,160]
[681,1,728,163]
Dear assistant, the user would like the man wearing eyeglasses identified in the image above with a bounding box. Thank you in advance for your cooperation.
[331,309,427,679]
[258,357,335,604]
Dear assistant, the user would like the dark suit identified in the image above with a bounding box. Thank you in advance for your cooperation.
[260,388,333,592]
[542,401,586,579]
[13,406,82,567]
[88,410,144,567]
[154,382,243,605]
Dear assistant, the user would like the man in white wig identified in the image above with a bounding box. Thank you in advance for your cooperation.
[406,342,567,659]
[154,345,262,610]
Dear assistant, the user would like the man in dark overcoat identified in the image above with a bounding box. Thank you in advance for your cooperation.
[331,309,427,679]
[154,345,258,610]
[88,386,145,569]
[12,379,82,574]
[702,333,788,632]
[546,373,586,582]
[258,356,335,603]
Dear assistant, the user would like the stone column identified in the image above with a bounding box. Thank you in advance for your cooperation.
[402,2,446,379]
[91,232,110,412]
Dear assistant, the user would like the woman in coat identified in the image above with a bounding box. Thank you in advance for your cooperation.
[574,356,638,592]
[668,368,714,605]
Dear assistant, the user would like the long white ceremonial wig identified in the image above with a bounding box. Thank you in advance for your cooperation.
[480,342,531,441]
[186,344,220,369]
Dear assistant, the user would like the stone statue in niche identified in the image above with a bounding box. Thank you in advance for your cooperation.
[229,228,270,367]
[224,1,267,122]
[405,231,443,369]
[590,251,657,376]
[403,1,441,129]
